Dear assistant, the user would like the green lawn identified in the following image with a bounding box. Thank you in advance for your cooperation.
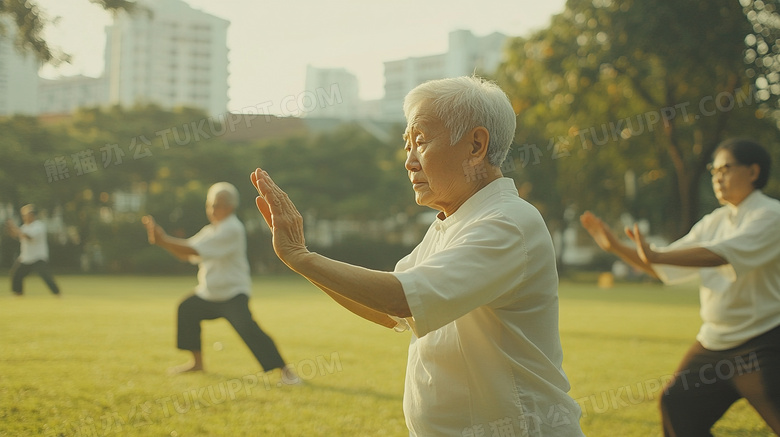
[0,275,774,436]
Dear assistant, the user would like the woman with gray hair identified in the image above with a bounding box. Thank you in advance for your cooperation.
[251,76,584,436]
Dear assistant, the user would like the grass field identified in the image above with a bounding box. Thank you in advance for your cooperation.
[0,274,774,436]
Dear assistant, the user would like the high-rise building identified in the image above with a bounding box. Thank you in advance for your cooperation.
[38,75,107,115]
[303,65,360,119]
[105,0,229,116]
[0,17,40,116]
[382,29,509,121]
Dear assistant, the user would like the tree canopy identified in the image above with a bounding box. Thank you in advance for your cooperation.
[0,105,415,273]
[0,0,136,63]
[4,0,780,273]
[498,0,780,238]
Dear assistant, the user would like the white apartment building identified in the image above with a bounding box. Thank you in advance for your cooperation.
[105,0,229,116]
[382,29,509,121]
[0,17,40,116]
[38,75,107,115]
[302,65,360,119]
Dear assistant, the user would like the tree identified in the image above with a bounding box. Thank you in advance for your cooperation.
[249,123,412,221]
[1,103,420,272]
[498,0,780,238]
[0,0,136,63]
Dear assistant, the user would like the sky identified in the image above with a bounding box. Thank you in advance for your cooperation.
[36,0,567,115]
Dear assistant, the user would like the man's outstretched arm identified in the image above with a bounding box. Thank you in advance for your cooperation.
[249,169,412,323]
[627,223,727,267]
[142,215,198,261]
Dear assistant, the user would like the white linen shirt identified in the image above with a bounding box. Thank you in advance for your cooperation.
[19,220,49,264]
[652,190,780,350]
[187,214,251,302]
[392,178,584,437]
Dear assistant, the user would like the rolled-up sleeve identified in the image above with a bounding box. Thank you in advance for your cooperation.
[703,210,780,278]
[188,224,239,261]
[392,219,526,337]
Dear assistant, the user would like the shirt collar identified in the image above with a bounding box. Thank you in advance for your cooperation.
[727,189,762,223]
[211,213,236,227]
[433,178,518,231]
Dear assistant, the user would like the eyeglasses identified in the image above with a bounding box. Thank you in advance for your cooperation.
[706,162,745,177]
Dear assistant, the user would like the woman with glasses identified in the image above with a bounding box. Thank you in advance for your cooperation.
[580,138,780,436]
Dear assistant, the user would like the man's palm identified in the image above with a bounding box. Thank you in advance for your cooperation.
[580,212,614,252]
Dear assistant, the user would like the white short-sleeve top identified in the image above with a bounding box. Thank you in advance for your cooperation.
[652,190,780,350]
[188,214,251,302]
[392,178,584,437]
[19,220,49,264]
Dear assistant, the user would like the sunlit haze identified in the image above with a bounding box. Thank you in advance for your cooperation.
[36,0,566,114]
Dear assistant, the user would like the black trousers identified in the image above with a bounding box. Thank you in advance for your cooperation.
[10,259,60,295]
[177,293,286,372]
[660,324,780,436]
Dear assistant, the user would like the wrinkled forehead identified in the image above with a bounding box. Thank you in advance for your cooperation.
[404,100,442,133]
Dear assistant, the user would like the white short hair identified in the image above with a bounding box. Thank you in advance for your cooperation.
[207,182,239,209]
[403,76,517,167]
[20,204,37,215]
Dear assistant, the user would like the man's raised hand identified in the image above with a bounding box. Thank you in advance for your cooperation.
[250,168,308,268]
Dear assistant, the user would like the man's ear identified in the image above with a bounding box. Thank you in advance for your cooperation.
[469,126,490,160]
[748,163,760,185]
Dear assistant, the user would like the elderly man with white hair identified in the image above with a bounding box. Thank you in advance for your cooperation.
[250,76,584,436]
[143,182,299,383]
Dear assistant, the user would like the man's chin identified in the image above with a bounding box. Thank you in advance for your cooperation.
[414,192,431,208]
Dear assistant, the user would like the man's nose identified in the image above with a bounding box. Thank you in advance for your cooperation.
[405,150,420,172]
